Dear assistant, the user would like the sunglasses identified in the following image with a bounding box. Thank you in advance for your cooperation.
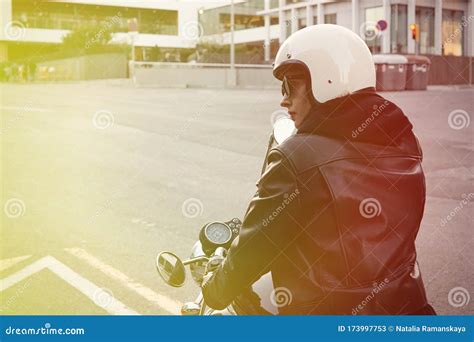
[281,74,306,98]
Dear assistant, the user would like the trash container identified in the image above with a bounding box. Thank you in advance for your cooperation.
[373,54,408,91]
[405,55,431,90]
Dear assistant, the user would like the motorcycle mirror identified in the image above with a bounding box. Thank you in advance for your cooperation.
[155,252,186,287]
[273,116,296,145]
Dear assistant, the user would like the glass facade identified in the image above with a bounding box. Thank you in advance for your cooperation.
[390,4,407,53]
[199,0,272,36]
[297,17,307,29]
[296,8,306,29]
[325,13,337,25]
[13,0,468,59]
[311,14,337,25]
[416,6,435,54]
[442,9,465,56]
[12,0,178,35]
[364,6,384,53]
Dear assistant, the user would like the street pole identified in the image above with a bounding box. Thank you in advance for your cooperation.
[132,35,136,62]
[230,0,235,69]
[128,18,138,62]
[228,0,237,87]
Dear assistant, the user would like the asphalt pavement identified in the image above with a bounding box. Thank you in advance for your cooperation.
[1,80,472,315]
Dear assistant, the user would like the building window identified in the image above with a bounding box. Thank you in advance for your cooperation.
[298,17,307,29]
[390,4,407,53]
[270,15,279,25]
[219,13,265,31]
[364,6,384,53]
[297,8,306,29]
[11,1,178,35]
[442,10,465,56]
[281,12,291,39]
[416,6,435,54]
[200,0,265,35]
[324,14,337,24]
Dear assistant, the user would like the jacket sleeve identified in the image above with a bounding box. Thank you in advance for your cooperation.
[202,148,302,310]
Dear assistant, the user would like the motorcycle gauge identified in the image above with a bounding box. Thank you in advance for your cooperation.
[204,222,232,245]
[199,218,242,255]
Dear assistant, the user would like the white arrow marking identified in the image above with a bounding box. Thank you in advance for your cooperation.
[0,256,138,315]
[0,255,32,272]
[65,248,182,315]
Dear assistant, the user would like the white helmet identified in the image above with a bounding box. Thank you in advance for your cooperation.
[273,24,376,103]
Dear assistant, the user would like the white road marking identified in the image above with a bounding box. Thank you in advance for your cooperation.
[0,255,32,272]
[0,105,52,113]
[131,218,156,228]
[65,248,182,315]
[0,256,138,315]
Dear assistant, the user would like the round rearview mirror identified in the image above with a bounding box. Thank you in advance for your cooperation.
[273,116,296,145]
[155,252,186,287]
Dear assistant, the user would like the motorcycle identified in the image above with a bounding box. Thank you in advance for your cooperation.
[155,116,296,315]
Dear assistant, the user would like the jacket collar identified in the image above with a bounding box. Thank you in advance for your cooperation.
[297,89,415,148]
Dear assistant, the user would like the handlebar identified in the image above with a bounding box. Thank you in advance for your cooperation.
[181,247,227,268]
[182,246,227,266]
[182,256,209,266]
[214,247,226,258]
[204,247,227,274]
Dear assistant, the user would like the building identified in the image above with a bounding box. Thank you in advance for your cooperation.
[2,0,472,63]
[1,0,472,84]
[0,0,222,63]
[199,0,473,62]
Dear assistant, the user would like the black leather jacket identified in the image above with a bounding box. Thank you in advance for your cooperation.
[202,90,429,314]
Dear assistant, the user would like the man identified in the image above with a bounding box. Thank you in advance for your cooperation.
[202,24,435,315]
